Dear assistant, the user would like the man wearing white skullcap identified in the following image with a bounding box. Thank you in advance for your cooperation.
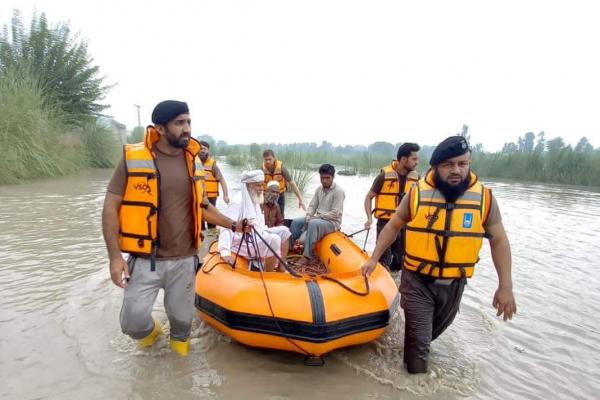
[266,180,280,190]
[218,170,291,271]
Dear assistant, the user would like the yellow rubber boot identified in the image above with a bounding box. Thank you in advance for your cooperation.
[138,319,163,348]
[170,338,190,356]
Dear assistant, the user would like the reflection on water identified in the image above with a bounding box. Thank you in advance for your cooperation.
[1,167,599,399]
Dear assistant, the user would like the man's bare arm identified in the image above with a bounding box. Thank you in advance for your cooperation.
[364,190,376,229]
[220,177,230,204]
[361,206,407,276]
[102,192,129,288]
[289,181,306,210]
[487,221,517,321]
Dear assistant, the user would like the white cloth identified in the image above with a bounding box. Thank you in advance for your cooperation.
[218,169,291,258]
[240,170,264,183]
[237,170,265,223]
[266,180,279,189]
[219,226,291,259]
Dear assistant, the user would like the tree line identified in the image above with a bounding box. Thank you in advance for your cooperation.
[2,11,597,188]
[196,126,599,187]
[471,131,599,186]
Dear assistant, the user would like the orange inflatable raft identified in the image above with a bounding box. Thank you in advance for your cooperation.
[195,231,399,357]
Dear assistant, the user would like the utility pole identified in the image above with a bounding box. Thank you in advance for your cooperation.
[133,104,141,127]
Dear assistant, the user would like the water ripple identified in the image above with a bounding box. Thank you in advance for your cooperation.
[1,168,599,399]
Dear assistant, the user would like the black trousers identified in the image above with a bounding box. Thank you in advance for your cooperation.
[376,218,405,271]
[399,270,466,374]
[201,197,218,230]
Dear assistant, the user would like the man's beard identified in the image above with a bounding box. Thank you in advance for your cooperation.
[433,169,471,203]
[250,190,264,205]
[166,130,190,149]
[264,192,278,204]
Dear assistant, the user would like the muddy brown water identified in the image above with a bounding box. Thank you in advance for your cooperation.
[1,165,599,399]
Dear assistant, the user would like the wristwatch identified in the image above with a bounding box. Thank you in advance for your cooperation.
[231,221,237,232]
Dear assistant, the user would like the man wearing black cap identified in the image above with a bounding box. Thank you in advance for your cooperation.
[102,100,249,356]
[361,135,517,374]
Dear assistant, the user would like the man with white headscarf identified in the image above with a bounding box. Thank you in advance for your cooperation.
[218,170,292,272]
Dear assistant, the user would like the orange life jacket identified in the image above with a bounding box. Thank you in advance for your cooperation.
[262,160,286,193]
[119,126,205,257]
[202,157,219,198]
[403,169,492,278]
[373,161,419,219]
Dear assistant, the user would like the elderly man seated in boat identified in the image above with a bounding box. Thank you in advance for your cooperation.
[290,164,345,261]
[218,170,291,272]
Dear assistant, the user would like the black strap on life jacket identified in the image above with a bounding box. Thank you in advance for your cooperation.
[418,201,481,210]
[405,252,478,268]
[152,153,161,271]
[438,202,454,271]
[398,174,408,205]
[405,226,486,238]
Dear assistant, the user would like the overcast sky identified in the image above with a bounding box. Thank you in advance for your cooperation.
[2,0,599,150]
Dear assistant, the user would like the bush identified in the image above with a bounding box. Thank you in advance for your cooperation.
[0,67,82,184]
[0,11,119,184]
[127,126,144,144]
[288,168,315,194]
[81,120,120,168]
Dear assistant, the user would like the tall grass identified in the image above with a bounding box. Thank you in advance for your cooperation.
[226,152,253,167]
[81,120,120,168]
[0,67,82,184]
[288,168,315,193]
[276,151,315,193]
[0,67,119,185]
[472,149,600,186]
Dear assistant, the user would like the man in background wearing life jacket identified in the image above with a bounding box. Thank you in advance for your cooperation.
[199,140,230,229]
[361,136,517,374]
[102,100,249,357]
[364,143,420,271]
[262,149,307,216]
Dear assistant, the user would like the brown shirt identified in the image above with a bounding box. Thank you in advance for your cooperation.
[280,166,293,182]
[211,162,224,180]
[107,148,196,259]
[262,202,284,227]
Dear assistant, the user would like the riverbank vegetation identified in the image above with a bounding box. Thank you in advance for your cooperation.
[197,128,600,188]
[2,10,598,189]
[0,11,117,184]
[471,132,599,187]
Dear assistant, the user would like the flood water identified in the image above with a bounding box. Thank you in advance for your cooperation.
[1,163,599,400]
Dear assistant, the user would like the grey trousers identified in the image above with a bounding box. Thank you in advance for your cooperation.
[399,270,466,374]
[120,256,196,341]
[290,217,335,257]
